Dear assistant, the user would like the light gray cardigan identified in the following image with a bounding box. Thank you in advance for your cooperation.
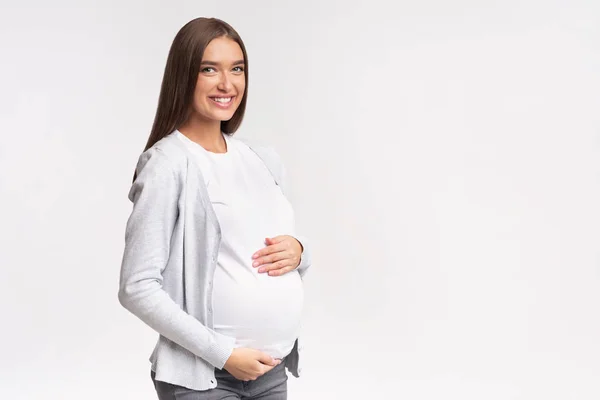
[118,132,311,391]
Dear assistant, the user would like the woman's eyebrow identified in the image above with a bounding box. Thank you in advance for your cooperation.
[200,60,245,66]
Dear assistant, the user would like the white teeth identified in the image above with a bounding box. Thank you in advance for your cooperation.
[213,97,232,103]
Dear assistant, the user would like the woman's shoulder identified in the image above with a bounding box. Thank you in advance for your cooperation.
[138,133,187,170]
[231,135,287,190]
[232,135,282,166]
[131,133,189,186]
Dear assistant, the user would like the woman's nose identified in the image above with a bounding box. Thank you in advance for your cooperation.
[217,73,233,91]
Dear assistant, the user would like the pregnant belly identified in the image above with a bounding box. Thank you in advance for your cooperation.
[212,266,304,358]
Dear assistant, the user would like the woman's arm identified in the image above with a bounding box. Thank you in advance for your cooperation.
[118,148,235,369]
[292,234,312,278]
[272,147,313,278]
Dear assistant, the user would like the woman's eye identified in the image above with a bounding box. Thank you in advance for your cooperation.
[233,66,245,73]
[201,67,216,73]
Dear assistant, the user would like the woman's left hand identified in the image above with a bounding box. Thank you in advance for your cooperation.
[252,235,303,276]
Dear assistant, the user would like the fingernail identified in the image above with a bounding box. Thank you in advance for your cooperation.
[258,268,264,273]
[252,261,259,267]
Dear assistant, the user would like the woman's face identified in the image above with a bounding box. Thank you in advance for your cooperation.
[190,36,246,124]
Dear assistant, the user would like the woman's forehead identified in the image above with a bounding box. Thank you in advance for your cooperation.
[203,37,244,61]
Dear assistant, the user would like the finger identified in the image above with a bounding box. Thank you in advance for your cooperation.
[268,265,296,276]
[252,244,288,264]
[260,363,276,375]
[252,242,283,260]
[253,250,289,269]
[266,235,287,245]
[256,352,278,366]
[258,259,292,273]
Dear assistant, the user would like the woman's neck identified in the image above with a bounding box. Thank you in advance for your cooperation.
[178,118,227,153]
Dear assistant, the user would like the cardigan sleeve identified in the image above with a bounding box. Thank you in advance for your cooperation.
[269,146,313,279]
[117,147,235,369]
[293,234,312,278]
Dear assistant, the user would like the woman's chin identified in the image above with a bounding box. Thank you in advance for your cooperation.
[211,111,237,122]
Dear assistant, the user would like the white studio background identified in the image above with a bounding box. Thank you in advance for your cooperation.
[1,0,599,399]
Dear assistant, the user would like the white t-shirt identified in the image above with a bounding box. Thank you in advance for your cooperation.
[176,130,304,359]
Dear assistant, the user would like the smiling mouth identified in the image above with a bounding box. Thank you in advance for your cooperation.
[210,96,235,104]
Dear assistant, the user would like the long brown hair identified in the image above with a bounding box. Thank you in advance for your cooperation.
[133,17,249,182]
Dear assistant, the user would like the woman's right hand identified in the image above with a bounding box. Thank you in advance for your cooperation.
[223,348,281,381]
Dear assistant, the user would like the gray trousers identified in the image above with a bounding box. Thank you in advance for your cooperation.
[150,361,288,400]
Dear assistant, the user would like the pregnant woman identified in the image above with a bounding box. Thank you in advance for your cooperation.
[118,17,312,400]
